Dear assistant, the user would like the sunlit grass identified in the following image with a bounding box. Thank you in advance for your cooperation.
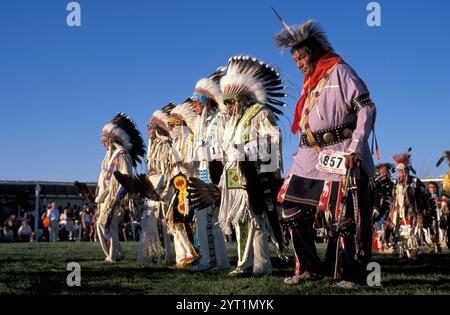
[1,241,449,294]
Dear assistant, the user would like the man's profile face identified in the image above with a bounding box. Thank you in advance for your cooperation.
[192,99,205,116]
[379,166,389,180]
[224,99,238,116]
[102,139,110,150]
[397,168,405,180]
[148,128,156,140]
[291,48,316,77]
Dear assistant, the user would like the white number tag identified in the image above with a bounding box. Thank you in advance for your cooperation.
[244,139,259,159]
[209,144,223,161]
[316,150,347,175]
[244,138,271,161]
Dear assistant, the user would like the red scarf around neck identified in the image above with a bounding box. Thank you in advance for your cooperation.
[291,52,343,134]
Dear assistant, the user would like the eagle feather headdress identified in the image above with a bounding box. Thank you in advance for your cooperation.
[170,98,197,132]
[101,112,146,167]
[220,55,287,117]
[193,67,227,112]
[148,102,176,135]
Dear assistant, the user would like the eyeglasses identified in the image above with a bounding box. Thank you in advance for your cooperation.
[223,99,236,106]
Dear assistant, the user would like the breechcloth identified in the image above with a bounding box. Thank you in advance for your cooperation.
[281,171,372,283]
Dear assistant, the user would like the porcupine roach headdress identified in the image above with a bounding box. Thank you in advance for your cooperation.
[272,7,333,54]
[101,112,146,167]
[392,147,416,175]
[148,102,176,136]
[220,55,287,117]
[192,67,227,112]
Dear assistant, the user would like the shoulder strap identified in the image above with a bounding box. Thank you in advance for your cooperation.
[300,64,338,154]
[105,149,125,182]
[240,103,265,143]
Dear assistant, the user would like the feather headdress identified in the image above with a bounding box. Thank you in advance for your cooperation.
[193,67,227,112]
[148,102,176,134]
[101,112,146,167]
[220,55,287,116]
[436,150,450,168]
[273,18,333,54]
[169,98,197,132]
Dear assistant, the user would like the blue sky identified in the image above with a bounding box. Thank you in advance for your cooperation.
[0,0,449,181]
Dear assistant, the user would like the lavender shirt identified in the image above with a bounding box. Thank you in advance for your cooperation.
[288,63,376,182]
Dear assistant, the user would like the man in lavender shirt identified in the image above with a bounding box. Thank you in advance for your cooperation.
[273,19,376,289]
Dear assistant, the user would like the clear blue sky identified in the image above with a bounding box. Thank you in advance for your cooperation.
[0,0,449,182]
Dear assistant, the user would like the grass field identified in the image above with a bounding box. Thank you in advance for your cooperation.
[1,241,450,295]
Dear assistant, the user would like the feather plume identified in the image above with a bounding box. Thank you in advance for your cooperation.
[436,150,450,167]
[187,177,221,211]
[74,181,96,204]
[113,171,160,201]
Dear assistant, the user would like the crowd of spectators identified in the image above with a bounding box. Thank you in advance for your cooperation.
[0,199,141,243]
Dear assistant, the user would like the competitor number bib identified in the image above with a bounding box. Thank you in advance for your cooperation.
[316,150,347,176]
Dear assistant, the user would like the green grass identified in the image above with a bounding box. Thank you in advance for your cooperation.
[1,241,449,295]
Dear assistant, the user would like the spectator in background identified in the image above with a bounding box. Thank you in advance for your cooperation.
[5,214,19,242]
[24,210,35,232]
[2,221,14,242]
[67,207,75,241]
[47,202,60,242]
[427,182,442,252]
[73,205,79,219]
[59,208,69,241]
[82,206,94,242]
[73,220,81,241]
[121,209,132,242]
[0,197,9,226]
[18,220,32,242]
[62,207,75,241]
[41,205,50,241]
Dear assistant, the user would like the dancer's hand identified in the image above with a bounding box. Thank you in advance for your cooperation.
[345,153,361,169]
